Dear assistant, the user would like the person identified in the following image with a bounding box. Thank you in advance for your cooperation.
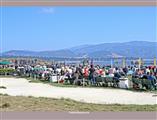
[114,71,121,79]
[146,67,150,74]
[148,72,157,90]
[109,68,114,77]
[83,66,89,79]
[123,67,128,75]
[101,67,106,77]
[82,66,89,86]
[89,65,96,85]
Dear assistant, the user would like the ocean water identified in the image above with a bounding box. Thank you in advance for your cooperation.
[64,59,154,67]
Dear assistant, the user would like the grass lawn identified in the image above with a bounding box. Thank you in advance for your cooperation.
[0,94,156,112]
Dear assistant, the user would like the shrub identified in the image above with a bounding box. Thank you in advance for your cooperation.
[132,78,153,90]
[0,68,15,75]
[0,86,7,89]
[1,103,10,108]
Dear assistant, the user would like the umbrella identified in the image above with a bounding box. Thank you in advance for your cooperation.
[127,70,133,75]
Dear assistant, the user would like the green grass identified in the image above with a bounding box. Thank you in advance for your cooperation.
[0,94,156,112]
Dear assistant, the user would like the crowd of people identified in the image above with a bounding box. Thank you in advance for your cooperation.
[14,62,157,90]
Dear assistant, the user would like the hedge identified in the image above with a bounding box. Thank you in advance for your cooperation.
[0,68,15,75]
[132,78,154,90]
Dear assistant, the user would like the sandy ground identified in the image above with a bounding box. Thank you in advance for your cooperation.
[0,78,156,105]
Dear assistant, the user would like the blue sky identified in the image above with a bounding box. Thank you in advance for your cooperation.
[0,7,156,52]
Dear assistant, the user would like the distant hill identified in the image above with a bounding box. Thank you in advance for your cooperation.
[69,41,157,58]
[2,49,76,58]
[2,41,157,58]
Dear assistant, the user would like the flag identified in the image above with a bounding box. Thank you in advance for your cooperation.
[122,58,125,68]
[138,58,141,69]
[154,57,156,66]
[114,57,118,66]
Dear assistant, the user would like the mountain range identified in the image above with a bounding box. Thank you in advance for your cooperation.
[2,41,157,58]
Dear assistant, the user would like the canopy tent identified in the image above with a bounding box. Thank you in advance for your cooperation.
[0,61,12,65]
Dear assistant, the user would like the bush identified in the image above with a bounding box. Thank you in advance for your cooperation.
[0,68,15,75]
[0,103,10,108]
[141,79,152,90]
[132,78,141,85]
[0,86,7,89]
[132,78,153,90]
[0,93,9,96]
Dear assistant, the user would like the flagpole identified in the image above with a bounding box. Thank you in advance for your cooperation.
[154,57,156,66]
[111,58,113,68]
[138,58,141,69]
[122,58,125,68]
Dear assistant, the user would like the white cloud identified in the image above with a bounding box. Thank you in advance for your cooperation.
[40,8,55,14]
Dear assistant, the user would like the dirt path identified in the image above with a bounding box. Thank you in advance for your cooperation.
[0,78,156,105]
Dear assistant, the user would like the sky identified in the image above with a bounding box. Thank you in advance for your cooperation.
[0,6,156,52]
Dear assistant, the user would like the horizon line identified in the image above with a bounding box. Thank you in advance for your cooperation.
[1,40,156,53]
